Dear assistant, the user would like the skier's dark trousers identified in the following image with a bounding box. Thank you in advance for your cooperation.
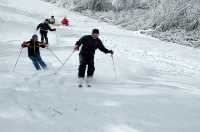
[36,19,56,45]
[74,29,114,79]
[21,34,48,70]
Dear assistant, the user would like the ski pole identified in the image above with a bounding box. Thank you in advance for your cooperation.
[47,48,64,65]
[111,54,117,80]
[12,48,23,71]
[54,50,75,75]
[55,32,59,47]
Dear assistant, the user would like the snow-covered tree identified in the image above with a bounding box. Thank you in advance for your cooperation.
[152,0,200,31]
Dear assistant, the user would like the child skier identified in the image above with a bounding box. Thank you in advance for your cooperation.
[21,34,48,70]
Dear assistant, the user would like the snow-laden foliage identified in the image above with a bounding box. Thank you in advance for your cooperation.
[44,0,200,31]
[45,0,113,11]
[43,0,150,11]
[153,0,200,32]
[43,0,200,31]
[43,0,200,47]
[147,0,200,47]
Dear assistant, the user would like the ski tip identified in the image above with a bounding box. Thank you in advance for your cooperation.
[78,84,83,88]
[87,85,91,88]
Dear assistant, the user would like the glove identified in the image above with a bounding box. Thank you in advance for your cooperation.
[53,28,56,31]
[74,45,79,51]
[21,42,28,48]
[40,44,47,48]
[108,50,114,55]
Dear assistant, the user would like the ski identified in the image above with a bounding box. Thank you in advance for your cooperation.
[78,84,83,88]
[77,78,92,88]
[87,84,92,88]
[78,78,84,88]
[86,77,92,88]
[77,83,92,88]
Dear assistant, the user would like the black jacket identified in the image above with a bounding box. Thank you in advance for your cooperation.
[76,35,110,57]
[36,23,55,33]
[26,39,42,57]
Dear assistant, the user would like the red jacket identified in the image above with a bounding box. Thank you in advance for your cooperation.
[61,18,69,26]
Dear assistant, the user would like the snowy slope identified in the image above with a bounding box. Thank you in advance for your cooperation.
[0,0,200,132]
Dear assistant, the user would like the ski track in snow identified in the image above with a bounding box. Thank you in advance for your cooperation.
[0,0,200,132]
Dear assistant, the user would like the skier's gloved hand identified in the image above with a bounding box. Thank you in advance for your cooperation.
[108,50,114,55]
[40,44,46,48]
[21,44,26,48]
[74,45,79,51]
[21,42,28,48]
[53,28,56,31]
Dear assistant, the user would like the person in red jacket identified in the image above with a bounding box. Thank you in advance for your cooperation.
[61,16,69,26]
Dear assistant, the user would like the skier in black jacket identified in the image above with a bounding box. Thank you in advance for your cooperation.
[36,19,56,45]
[21,34,48,70]
[74,29,113,86]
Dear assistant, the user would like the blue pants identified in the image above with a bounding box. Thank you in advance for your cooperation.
[29,55,47,70]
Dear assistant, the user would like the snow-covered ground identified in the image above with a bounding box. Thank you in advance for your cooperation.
[1,0,200,132]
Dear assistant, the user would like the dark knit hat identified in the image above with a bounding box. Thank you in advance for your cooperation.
[32,34,38,39]
[92,29,99,34]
